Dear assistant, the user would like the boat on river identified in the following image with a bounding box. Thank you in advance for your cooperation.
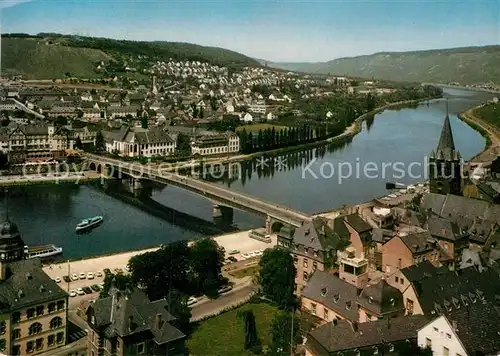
[76,216,103,233]
[24,244,63,259]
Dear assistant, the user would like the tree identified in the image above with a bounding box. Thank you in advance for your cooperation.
[128,241,191,300]
[189,238,225,297]
[99,273,134,299]
[141,116,148,129]
[164,289,192,332]
[95,130,105,152]
[259,247,296,309]
[74,136,83,150]
[269,312,301,356]
[175,133,191,156]
[77,110,84,119]
[55,116,68,126]
[239,310,261,354]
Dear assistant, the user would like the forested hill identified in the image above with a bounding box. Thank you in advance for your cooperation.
[264,46,500,85]
[1,33,259,79]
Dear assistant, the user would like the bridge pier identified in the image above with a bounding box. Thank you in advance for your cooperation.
[212,204,234,225]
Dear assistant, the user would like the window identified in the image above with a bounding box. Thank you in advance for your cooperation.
[11,311,21,324]
[0,321,4,335]
[27,341,34,353]
[323,308,328,320]
[27,308,35,319]
[303,272,308,281]
[48,335,55,346]
[50,317,63,329]
[446,333,452,339]
[313,261,318,270]
[311,303,317,315]
[35,338,43,350]
[12,345,20,355]
[433,327,439,332]
[426,337,432,348]
[29,322,42,335]
[442,346,450,356]
[303,259,308,268]
[137,342,145,354]
[406,299,414,314]
[12,329,20,340]
[395,276,399,283]
[400,278,404,285]
[56,332,64,344]
[48,303,56,313]
[36,305,44,316]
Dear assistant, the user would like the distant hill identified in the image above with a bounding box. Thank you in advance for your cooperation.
[1,33,259,79]
[264,46,500,85]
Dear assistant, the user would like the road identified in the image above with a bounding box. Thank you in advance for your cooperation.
[85,153,312,226]
[461,107,500,163]
[190,279,257,322]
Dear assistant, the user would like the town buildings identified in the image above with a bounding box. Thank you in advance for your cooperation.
[190,132,240,156]
[86,287,185,356]
[0,219,68,355]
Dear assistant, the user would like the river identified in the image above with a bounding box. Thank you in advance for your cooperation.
[1,89,494,259]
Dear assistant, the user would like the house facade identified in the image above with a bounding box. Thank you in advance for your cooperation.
[190,133,239,156]
[104,127,176,158]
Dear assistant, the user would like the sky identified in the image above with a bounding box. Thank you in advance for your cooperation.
[1,0,499,62]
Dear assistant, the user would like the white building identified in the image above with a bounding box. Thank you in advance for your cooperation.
[417,316,467,356]
[248,101,267,114]
[191,133,239,156]
[240,113,253,123]
[0,100,17,111]
[104,126,176,158]
[266,112,276,121]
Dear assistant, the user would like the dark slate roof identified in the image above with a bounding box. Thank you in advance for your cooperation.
[434,300,500,355]
[301,270,359,321]
[89,288,185,345]
[0,259,67,312]
[343,214,372,234]
[307,315,428,353]
[134,128,174,144]
[434,112,460,161]
[412,265,500,318]
[332,217,349,239]
[357,279,404,316]
[468,218,499,244]
[399,261,448,283]
[421,193,500,223]
[399,231,435,254]
[292,218,346,254]
[425,215,464,241]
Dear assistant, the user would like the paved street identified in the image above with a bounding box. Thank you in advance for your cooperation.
[190,278,257,322]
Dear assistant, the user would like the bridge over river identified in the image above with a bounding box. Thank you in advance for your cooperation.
[84,153,312,232]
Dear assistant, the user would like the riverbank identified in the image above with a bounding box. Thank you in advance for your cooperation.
[0,171,101,187]
[458,105,500,163]
[190,97,439,167]
[42,229,276,280]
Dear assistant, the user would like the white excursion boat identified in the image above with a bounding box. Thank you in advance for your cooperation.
[24,244,63,259]
[76,216,103,233]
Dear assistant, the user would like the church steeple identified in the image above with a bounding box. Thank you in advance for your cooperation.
[435,99,460,161]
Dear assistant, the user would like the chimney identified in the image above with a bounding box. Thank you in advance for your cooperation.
[128,316,134,332]
[156,313,164,329]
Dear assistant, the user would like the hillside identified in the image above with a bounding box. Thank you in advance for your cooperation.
[1,34,259,79]
[265,46,500,85]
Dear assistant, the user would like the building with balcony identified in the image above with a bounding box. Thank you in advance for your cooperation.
[337,247,369,289]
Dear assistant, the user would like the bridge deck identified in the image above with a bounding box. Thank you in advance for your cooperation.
[85,154,312,226]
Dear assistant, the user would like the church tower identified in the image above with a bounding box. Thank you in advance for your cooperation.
[429,100,462,195]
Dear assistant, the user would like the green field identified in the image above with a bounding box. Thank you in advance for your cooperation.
[475,102,500,129]
[187,303,279,356]
[236,123,287,133]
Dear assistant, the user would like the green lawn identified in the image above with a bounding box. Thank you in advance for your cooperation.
[236,123,286,133]
[475,102,500,128]
[187,303,279,356]
[228,264,259,279]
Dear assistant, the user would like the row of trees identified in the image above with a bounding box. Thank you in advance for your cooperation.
[237,122,346,154]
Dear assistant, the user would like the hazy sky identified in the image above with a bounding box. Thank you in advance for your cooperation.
[1,0,499,62]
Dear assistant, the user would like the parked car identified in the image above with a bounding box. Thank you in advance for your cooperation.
[91,284,101,292]
[71,273,79,281]
[96,271,103,277]
[187,296,198,306]
[87,272,94,280]
[76,288,85,296]
[228,256,237,263]
[229,249,240,255]
[103,268,112,275]
[218,285,233,294]
[54,277,61,283]
[69,290,77,297]
[63,275,71,283]
[79,272,86,279]
[83,286,93,294]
